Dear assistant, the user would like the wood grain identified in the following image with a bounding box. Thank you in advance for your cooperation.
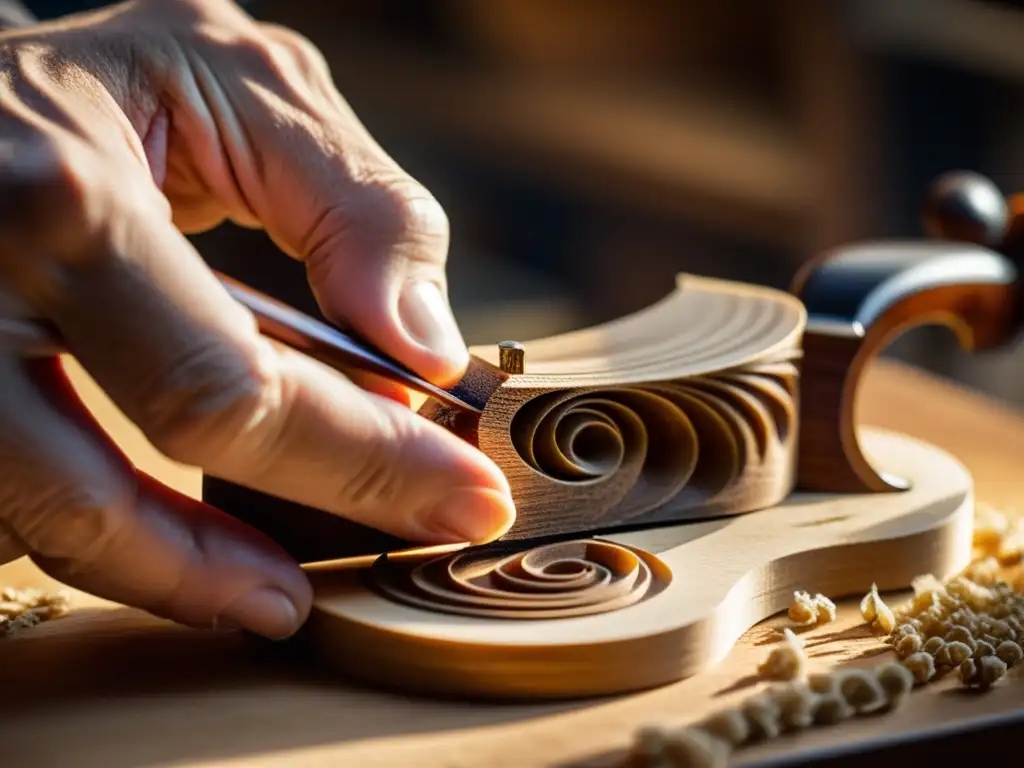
[1,358,1021,767]
[307,427,972,700]
[192,250,1021,703]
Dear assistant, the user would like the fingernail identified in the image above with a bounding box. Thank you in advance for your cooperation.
[422,487,517,544]
[220,587,299,640]
[398,281,468,369]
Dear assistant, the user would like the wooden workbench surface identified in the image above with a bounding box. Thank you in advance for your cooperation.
[1,356,1023,767]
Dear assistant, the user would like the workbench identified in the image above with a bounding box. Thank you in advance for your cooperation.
[1,357,1022,767]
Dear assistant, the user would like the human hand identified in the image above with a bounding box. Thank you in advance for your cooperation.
[0,0,515,639]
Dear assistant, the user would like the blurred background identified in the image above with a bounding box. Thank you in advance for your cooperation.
[34,0,1024,405]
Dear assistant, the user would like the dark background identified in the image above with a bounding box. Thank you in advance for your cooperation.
[26,0,1024,406]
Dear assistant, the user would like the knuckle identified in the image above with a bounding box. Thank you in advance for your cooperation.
[261,23,327,70]
[171,0,244,25]
[372,183,449,246]
[304,183,449,268]
[399,186,450,247]
[139,337,285,469]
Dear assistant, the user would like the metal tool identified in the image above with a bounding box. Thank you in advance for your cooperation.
[217,274,481,413]
[0,272,482,415]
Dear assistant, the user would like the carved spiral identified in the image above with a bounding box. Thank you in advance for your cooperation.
[482,279,806,533]
[367,539,670,619]
[508,365,798,524]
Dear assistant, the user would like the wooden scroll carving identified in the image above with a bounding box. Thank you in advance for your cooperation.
[367,538,670,621]
[201,170,1024,700]
[426,275,806,541]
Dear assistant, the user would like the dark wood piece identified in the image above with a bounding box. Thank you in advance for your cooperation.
[921,170,1009,246]
[792,240,1018,493]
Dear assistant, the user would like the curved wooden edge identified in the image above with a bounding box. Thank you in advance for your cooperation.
[791,240,1019,493]
[302,428,974,701]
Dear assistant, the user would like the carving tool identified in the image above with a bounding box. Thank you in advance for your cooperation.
[0,272,482,415]
[215,274,482,414]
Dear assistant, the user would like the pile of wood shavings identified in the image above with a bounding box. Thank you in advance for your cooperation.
[0,586,70,637]
[624,502,1024,768]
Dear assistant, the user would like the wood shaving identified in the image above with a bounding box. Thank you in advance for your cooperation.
[995,640,1023,666]
[903,651,936,684]
[756,628,806,681]
[895,633,922,658]
[996,519,1024,566]
[0,586,70,637]
[626,503,1024,767]
[787,590,836,627]
[972,503,1010,555]
[860,583,896,633]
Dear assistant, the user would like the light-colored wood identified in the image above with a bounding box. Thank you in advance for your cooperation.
[0,358,1020,767]
[307,427,973,700]
[462,274,807,539]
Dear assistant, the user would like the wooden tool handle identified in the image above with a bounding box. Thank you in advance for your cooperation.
[793,240,1018,493]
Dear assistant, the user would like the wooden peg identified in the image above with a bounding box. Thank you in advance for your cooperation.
[498,340,525,374]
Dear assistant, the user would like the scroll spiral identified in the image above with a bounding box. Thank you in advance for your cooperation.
[368,539,670,619]
[469,276,808,537]
[508,363,799,524]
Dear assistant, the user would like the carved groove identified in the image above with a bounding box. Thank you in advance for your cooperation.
[507,367,798,523]
[367,539,671,620]
[465,276,808,540]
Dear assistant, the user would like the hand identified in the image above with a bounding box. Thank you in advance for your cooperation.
[0,0,515,639]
